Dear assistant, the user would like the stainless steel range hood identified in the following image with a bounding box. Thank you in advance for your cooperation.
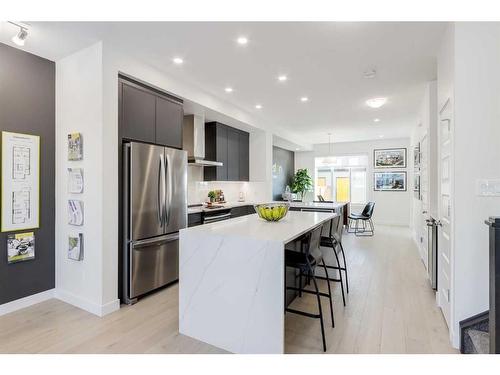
[183,114,223,167]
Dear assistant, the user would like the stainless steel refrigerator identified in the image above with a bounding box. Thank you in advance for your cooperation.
[122,141,187,304]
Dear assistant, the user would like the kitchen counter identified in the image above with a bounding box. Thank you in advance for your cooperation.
[187,201,346,214]
[179,210,337,354]
[187,201,255,214]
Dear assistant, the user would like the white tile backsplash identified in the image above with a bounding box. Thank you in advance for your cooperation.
[187,166,268,204]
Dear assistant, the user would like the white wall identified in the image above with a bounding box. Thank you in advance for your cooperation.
[450,22,500,346]
[295,137,412,226]
[55,42,119,316]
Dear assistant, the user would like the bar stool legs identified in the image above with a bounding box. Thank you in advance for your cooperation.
[317,236,347,306]
[339,241,349,293]
[285,262,335,352]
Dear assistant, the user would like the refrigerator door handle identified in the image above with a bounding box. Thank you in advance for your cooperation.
[132,233,179,249]
[165,153,173,226]
[159,154,166,226]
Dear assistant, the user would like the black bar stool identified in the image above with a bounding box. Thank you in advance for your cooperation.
[285,224,334,352]
[316,215,349,306]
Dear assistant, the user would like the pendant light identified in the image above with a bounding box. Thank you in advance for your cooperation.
[323,133,335,165]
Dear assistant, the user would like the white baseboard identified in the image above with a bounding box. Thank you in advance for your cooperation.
[100,299,120,316]
[0,289,55,317]
[55,289,120,317]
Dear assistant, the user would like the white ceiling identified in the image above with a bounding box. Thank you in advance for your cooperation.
[0,21,447,144]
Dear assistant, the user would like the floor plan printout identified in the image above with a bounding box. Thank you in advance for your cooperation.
[1,131,40,232]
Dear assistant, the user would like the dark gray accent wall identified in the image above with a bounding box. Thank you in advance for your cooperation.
[272,146,295,201]
[0,43,55,304]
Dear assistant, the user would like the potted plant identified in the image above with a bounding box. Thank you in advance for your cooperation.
[208,190,216,203]
[291,168,313,201]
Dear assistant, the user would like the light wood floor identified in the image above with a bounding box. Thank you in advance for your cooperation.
[0,225,457,354]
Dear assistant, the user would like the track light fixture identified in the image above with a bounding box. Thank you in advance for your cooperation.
[8,21,29,46]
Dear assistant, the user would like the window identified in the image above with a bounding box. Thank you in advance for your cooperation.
[315,155,367,204]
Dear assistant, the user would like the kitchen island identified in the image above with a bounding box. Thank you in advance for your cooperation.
[179,210,336,354]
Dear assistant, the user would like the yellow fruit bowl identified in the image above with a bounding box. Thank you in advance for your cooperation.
[254,203,290,222]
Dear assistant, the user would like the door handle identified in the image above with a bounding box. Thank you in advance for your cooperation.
[158,155,163,225]
[132,233,179,249]
[165,153,173,226]
[159,154,166,226]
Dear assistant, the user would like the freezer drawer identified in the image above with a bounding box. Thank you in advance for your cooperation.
[129,233,179,299]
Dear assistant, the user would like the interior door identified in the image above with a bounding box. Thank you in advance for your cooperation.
[164,146,188,234]
[130,142,165,241]
[438,99,453,328]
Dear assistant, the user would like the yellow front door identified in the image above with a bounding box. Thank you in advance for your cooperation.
[336,177,350,202]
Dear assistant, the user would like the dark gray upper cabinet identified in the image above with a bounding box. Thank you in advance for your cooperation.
[239,131,249,181]
[121,82,156,144]
[156,96,183,149]
[204,122,228,181]
[227,127,240,181]
[119,76,183,149]
[204,122,249,182]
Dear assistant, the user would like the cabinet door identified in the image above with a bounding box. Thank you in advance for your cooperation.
[227,127,240,181]
[121,82,156,143]
[215,124,228,181]
[239,131,249,181]
[156,96,183,149]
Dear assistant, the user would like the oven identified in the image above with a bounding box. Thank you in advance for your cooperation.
[202,209,232,224]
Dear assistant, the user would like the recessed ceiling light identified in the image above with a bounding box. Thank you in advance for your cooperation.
[225,87,233,93]
[237,36,248,45]
[363,69,377,79]
[379,135,384,138]
[255,104,262,109]
[374,118,381,123]
[295,148,300,151]
[172,57,184,65]
[277,75,288,82]
[366,97,387,108]
[300,97,309,102]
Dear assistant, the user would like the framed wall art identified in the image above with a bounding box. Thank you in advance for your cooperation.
[1,131,40,232]
[68,233,84,261]
[7,231,35,264]
[374,148,407,168]
[68,132,83,161]
[374,171,407,191]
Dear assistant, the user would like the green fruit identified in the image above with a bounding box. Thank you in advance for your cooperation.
[272,207,280,220]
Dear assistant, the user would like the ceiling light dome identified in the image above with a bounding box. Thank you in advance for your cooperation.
[366,97,387,109]
[237,36,248,45]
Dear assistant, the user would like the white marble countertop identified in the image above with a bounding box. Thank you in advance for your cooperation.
[181,210,337,243]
